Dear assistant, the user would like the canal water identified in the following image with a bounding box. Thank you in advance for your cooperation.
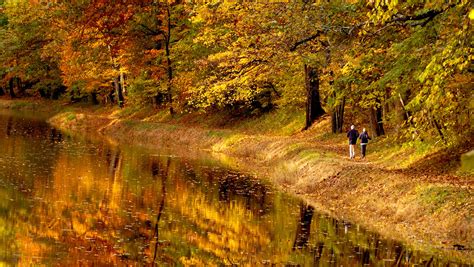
[0,110,469,266]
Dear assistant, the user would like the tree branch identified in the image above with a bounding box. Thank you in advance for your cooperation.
[290,30,324,52]
[266,82,281,97]
[363,5,456,40]
[220,58,269,78]
[386,4,456,25]
[389,9,442,23]
[139,23,165,37]
[289,20,368,52]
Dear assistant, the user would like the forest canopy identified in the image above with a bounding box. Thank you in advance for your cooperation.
[0,0,472,143]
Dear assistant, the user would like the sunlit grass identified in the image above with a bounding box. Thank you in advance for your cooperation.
[416,185,470,213]
[211,134,246,153]
[9,101,34,109]
[206,130,229,138]
[66,112,76,121]
[133,106,305,136]
[115,105,144,118]
[366,136,443,170]
[230,107,305,135]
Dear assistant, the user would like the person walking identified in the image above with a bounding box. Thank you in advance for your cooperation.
[359,128,371,159]
[346,125,359,159]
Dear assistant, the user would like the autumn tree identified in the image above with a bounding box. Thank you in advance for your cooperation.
[188,2,288,115]
[125,1,191,114]
[190,1,365,130]
[54,1,146,106]
[287,1,367,131]
[0,0,64,99]
[359,0,473,140]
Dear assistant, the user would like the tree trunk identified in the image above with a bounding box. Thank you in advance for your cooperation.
[165,5,174,115]
[398,93,410,122]
[153,94,161,108]
[369,108,377,136]
[304,64,324,130]
[90,91,99,105]
[376,106,385,135]
[0,87,4,96]
[16,77,24,96]
[369,106,385,136]
[120,71,126,96]
[432,117,446,144]
[384,87,391,115]
[331,96,345,133]
[107,87,115,105]
[8,78,16,98]
[113,76,124,108]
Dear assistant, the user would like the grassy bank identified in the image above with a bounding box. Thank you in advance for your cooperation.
[2,99,473,263]
[0,98,45,110]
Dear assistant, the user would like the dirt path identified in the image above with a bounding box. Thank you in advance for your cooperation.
[290,129,473,188]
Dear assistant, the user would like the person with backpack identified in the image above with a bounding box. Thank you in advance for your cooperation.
[359,128,371,159]
[346,125,359,159]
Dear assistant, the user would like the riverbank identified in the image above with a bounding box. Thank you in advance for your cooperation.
[1,99,473,263]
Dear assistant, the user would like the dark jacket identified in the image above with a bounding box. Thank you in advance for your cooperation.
[359,131,371,144]
[347,129,359,145]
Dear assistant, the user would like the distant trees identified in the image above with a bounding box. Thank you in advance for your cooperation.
[0,1,63,99]
[0,0,471,142]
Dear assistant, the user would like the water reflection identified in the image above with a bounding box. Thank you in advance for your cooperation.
[0,110,471,266]
[218,171,268,215]
[293,202,314,250]
[151,157,169,263]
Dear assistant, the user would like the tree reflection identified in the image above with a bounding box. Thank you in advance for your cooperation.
[293,202,314,250]
[5,117,13,136]
[100,148,122,213]
[313,241,325,265]
[49,128,62,142]
[392,245,403,266]
[152,157,170,264]
[217,172,268,215]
